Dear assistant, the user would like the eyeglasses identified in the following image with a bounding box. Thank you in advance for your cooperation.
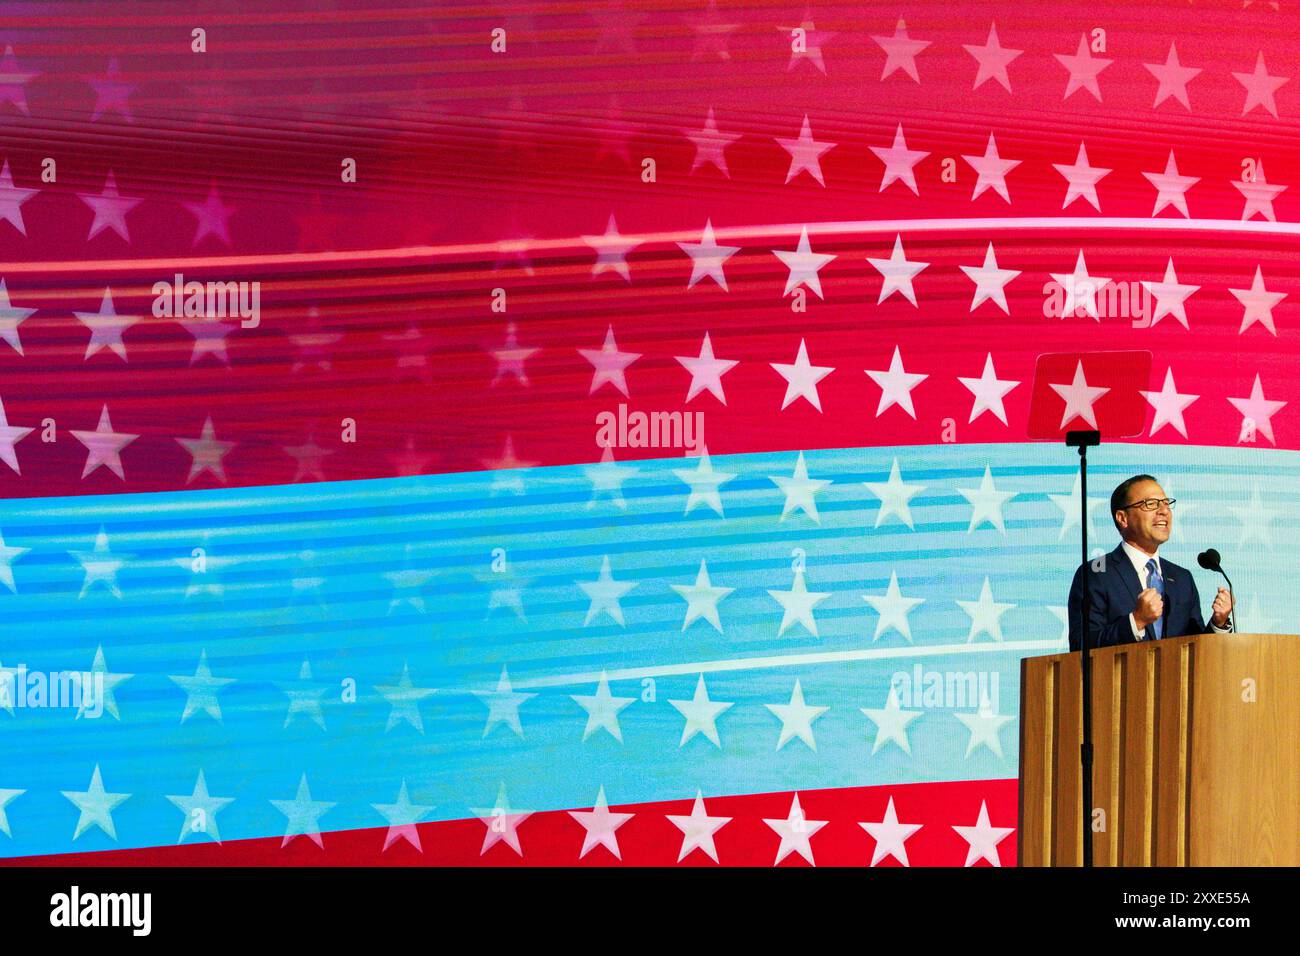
[1121,497,1176,512]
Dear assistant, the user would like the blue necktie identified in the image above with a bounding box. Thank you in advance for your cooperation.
[1146,558,1164,640]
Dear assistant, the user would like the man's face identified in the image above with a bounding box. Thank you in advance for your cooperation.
[1115,479,1172,551]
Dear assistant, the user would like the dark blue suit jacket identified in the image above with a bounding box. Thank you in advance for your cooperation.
[1068,543,1214,652]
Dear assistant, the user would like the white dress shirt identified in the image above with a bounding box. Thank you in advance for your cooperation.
[1121,541,1230,639]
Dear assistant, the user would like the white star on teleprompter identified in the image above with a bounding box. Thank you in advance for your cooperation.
[69,526,130,599]
[1140,367,1199,438]
[776,115,836,186]
[958,352,1019,424]
[582,214,641,281]
[62,765,131,841]
[78,170,141,242]
[1233,52,1288,118]
[765,678,828,751]
[778,17,835,74]
[0,530,28,594]
[579,325,640,396]
[1049,472,1105,540]
[571,671,635,742]
[676,332,737,404]
[1232,160,1287,222]
[865,346,928,418]
[669,674,734,747]
[1229,483,1277,549]
[75,289,138,361]
[1145,41,1200,110]
[1143,151,1198,217]
[771,338,834,411]
[1230,266,1286,335]
[773,225,835,299]
[769,450,831,522]
[1055,33,1111,101]
[861,686,923,755]
[569,786,634,860]
[673,448,736,516]
[169,650,235,723]
[954,700,1015,759]
[376,662,436,734]
[867,235,928,306]
[864,571,924,642]
[474,666,536,738]
[1049,360,1110,428]
[860,796,924,866]
[957,466,1015,533]
[871,18,929,82]
[963,23,1021,92]
[686,107,740,176]
[0,788,23,837]
[270,774,336,849]
[166,770,235,844]
[584,447,640,510]
[666,791,731,863]
[279,659,327,729]
[1142,258,1199,328]
[372,780,434,852]
[671,559,733,633]
[473,784,533,857]
[177,416,236,483]
[960,243,1019,313]
[71,405,138,480]
[962,134,1019,204]
[768,566,830,638]
[866,458,924,528]
[870,124,927,194]
[578,555,636,625]
[0,395,34,475]
[765,793,827,865]
[952,800,1014,866]
[678,219,739,290]
[1228,374,1286,445]
[0,279,33,355]
[1053,142,1111,211]
[957,577,1015,643]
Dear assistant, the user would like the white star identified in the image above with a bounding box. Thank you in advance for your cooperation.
[490,321,539,387]
[1053,142,1111,211]
[169,649,235,722]
[957,352,1019,424]
[270,774,336,849]
[578,325,640,396]
[678,219,739,290]
[668,674,734,747]
[474,666,536,738]
[962,134,1020,203]
[773,225,835,299]
[771,338,834,411]
[764,678,828,751]
[960,243,1020,314]
[69,526,130,599]
[666,791,731,863]
[865,346,928,418]
[870,124,928,194]
[764,793,827,865]
[71,404,138,480]
[954,701,1015,759]
[957,466,1015,533]
[472,783,532,857]
[671,559,733,633]
[672,448,736,516]
[372,780,434,852]
[1141,258,1199,329]
[867,234,928,306]
[1144,41,1200,110]
[859,796,923,866]
[578,555,637,626]
[62,765,131,841]
[776,115,836,186]
[78,170,141,242]
[1143,151,1199,217]
[768,566,831,638]
[177,416,236,483]
[75,288,139,361]
[1233,159,1287,222]
[675,332,737,404]
[860,686,923,755]
[685,107,740,177]
[0,395,33,475]
[1049,360,1110,429]
[279,659,327,729]
[1055,33,1111,101]
[1049,472,1106,540]
[571,672,636,742]
[1233,51,1288,118]
[952,800,1014,866]
[376,662,436,734]
[1228,374,1286,445]
[0,160,36,236]
[1229,483,1277,549]
[769,450,831,522]
[0,788,24,837]
[582,214,641,281]
[1230,266,1286,335]
[957,577,1015,643]
[583,447,640,511]
[865,458,924,529]
[1140,367,1199,438]
[871,18,930,83]
[963,23,1021,93]
[0,529,29,594]
[864,571,924,642]
[166,770,235,844]
[569,786,634,860]
[0,279,34,355]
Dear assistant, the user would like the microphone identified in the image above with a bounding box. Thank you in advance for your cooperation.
[1197,548,1236,633]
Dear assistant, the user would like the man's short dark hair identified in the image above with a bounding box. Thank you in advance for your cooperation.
[1111,474,1157,530]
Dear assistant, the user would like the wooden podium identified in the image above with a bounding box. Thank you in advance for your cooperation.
[1018,632,1299,866]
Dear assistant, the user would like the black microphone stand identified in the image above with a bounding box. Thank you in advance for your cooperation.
[1066,429,1100,867]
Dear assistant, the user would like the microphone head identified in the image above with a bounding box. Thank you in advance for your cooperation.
[1197,548,1222,571]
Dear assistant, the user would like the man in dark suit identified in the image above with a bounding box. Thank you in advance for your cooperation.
[1068,474,1233,651]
